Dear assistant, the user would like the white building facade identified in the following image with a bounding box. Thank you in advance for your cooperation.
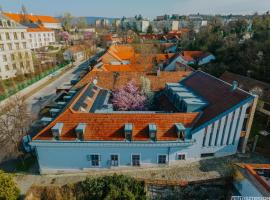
[27,28,55,49]
[0,13,33,79]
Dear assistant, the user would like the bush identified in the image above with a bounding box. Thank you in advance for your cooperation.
[0,171,20,200]
[76,174,147,200]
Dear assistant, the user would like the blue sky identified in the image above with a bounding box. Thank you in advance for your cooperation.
[0,0,269,18]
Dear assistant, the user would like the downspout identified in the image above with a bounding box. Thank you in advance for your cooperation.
[242,95,258,153]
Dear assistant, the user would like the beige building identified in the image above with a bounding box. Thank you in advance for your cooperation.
[0,13,33,79]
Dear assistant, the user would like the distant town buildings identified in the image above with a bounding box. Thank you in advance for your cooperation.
[0,13,34,79]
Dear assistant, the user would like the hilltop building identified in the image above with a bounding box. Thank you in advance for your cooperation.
[4,13,57,49]
[30,70,257,173]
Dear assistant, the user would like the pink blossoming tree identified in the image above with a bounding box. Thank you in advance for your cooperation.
[59,31,70,43]
[112,80,147,111]
[84,31,92,40]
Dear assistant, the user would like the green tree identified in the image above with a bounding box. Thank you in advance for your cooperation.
[76,174,146,200]
[147,24,153,34]
[0,171,20,200]
[76,17,88,29]
[60,12,73,31]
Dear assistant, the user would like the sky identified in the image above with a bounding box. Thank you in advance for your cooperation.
[0,0,269,18]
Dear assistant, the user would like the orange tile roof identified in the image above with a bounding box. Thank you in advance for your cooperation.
[75,71,191,91]
[242,164,270,193]
[97,45,175,72]
[3,12,59,24]
[182,51,206,62]
[33,80,199,141]
[27,27,53,32]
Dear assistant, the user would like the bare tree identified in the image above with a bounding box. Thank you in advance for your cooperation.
[0,95,32,163]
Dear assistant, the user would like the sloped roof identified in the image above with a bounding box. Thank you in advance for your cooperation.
[33,77,198,141]
[75,71,191,91]
[181,71,253,129]
[3,12,59,24]
[27,27,53,32]
[220,71,270,102]
[182,51,209,62]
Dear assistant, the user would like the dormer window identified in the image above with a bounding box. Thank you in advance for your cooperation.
[124,123,133,141]
[175,123,185,141]
[75,123,86,141]
[51,123,64,140]
[149,124,157,141]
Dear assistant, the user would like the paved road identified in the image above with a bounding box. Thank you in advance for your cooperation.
[26,59,91,117]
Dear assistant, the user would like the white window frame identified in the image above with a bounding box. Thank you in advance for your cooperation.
[176,153,186,160]
[110,153,120,167]
[157,154,167,164]
[131,154,141,166]
[88,154,101,167]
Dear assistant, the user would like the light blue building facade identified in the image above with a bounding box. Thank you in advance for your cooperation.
[31,71,256,174]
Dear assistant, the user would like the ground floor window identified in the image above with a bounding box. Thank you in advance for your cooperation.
[111,154,119,167]
[132,154,140,166]
[90,154,100,167]
[177,154,186,160]
[158,155,167,164]
[201,153,215,158]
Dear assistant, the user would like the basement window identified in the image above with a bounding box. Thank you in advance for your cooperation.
[200,153,215,158]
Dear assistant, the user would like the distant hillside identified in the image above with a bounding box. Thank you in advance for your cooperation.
[56,16,119,25]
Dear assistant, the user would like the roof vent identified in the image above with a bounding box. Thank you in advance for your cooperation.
[232,81,238,91]
[93,77,98,85]
[75,123,86,141]
[175,123,185,141]
[51,123,64,140]
[124,123,133,141]
[149,123,157,141]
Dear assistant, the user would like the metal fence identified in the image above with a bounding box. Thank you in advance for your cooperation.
[0,61,70,101]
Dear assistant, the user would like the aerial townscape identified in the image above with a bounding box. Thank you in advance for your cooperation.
[0,0,270,199]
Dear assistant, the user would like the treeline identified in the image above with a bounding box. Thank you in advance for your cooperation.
[180,14,270,82]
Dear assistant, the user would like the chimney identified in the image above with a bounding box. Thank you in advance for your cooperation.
[157,67,161,77]
[93,77,98,85]
[124,123,133,141]
[51,123,64,140]
[232,81,238,91]
[149,123,157,141]
[75,123,86,141]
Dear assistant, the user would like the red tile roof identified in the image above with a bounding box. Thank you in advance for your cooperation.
[182,71,252,129]
[95,45,176,72]
[76,71,191,91]
[27,27,53,32]
[182,51,207,62]
[33,79,199,141]
[33,109,199,141]
[3,12,59,23]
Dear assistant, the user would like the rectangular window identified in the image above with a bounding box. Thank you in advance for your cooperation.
[90,155,100,167]
[177,154,186,160]
[263,103,270,111]
[111,154,119,167]
[226,111,235,145]
[158,155,167,164]
[220,116,228,145]
[202,127,207,147]
[208,124,214,146]
[201,153,214,158]
[5,32,10,40]
[215,120,222,146]
[132,154,140,166]
[232,107,243,145]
